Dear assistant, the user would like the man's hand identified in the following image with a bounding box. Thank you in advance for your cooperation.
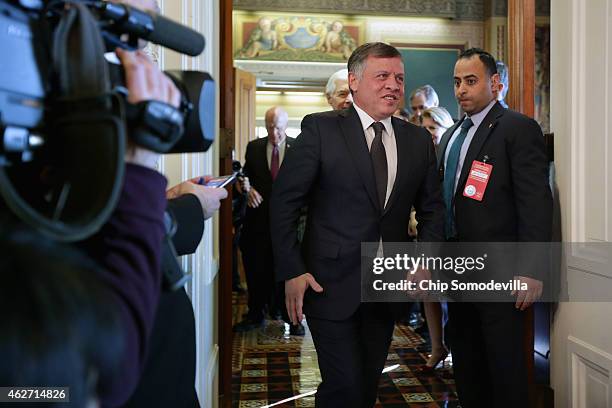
[247,187,264,208]
[166,176,229,220]
[285,273,323,325]
[116,47,180,169]
[408,210,418,237]
[406,267,431,300]
[511,275,543,311]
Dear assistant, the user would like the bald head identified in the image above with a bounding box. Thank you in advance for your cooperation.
[265,107,288,146]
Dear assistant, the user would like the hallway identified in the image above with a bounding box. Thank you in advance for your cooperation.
[232,293,459,407]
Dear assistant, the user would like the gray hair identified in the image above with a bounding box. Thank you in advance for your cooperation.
[347,42,401,80]
[325,69,348,97]
[422,107,453,130]
[410,84,439,107]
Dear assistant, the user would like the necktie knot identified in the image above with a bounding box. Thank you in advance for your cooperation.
[460,117,474,130]
[371,122,385,137]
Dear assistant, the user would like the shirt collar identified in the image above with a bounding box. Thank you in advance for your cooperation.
[353,102,393,136]
[268,137,286,149]
[465,99,497,129]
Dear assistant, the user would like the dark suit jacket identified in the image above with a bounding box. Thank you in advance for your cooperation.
[270,107,445,321]
[241,136,294,243]
[438,102,552,279]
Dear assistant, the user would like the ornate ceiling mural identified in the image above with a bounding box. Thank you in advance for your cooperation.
[234,13,364,62]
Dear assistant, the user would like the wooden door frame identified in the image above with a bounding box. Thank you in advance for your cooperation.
[508,1,540,406]
[508,0,536,116]
[219,0,234,406]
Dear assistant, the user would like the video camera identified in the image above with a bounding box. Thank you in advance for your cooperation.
[0,0,215,241]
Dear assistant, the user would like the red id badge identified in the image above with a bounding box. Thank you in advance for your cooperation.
[463,160,493,201]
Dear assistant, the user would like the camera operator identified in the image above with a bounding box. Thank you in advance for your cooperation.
[0,46,177,407]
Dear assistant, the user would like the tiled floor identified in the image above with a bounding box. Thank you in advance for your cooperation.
[232,293,458,407]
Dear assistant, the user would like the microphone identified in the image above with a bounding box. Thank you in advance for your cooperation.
[147,14,205,57]
[96,1,205,56]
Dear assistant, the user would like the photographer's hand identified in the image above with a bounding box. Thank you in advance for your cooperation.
[116,48,180,107]
[116,47,181,169]
[166,177,229,220]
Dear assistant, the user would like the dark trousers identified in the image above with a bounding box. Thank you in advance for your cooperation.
[240,237,284,321]
[306,303,395,408]
[447,302,528,408]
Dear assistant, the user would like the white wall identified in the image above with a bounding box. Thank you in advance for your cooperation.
[551,0,612,406]
[157,0,220,406]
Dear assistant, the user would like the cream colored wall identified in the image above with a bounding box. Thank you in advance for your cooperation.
[256,92,330,130]
[156,0,220,406]
[551,0,612,407]
[484,16,507,60]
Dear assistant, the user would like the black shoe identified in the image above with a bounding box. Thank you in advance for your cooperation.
[409,312,424,329]
[233,318,263,332]
[289,323,305,336]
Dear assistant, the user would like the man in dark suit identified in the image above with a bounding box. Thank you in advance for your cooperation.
[439,48,552,407]
[233,106,304,334]
[270,43,445,407]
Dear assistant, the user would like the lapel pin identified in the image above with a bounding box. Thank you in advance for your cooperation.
[488,123,493,128]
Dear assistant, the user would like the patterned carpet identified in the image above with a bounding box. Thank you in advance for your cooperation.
[232,293,459,407]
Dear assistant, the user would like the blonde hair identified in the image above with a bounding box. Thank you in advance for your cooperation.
[422,107,453,130]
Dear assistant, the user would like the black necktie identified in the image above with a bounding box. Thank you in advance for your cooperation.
[370,122,387,210]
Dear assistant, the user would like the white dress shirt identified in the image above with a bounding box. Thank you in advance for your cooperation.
[353,103,398,207]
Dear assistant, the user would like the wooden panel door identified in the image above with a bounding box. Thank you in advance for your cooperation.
[234,68,257,163]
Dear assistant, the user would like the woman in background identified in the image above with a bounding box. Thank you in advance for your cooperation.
[417,106,454,372]
[422,106,454,149]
